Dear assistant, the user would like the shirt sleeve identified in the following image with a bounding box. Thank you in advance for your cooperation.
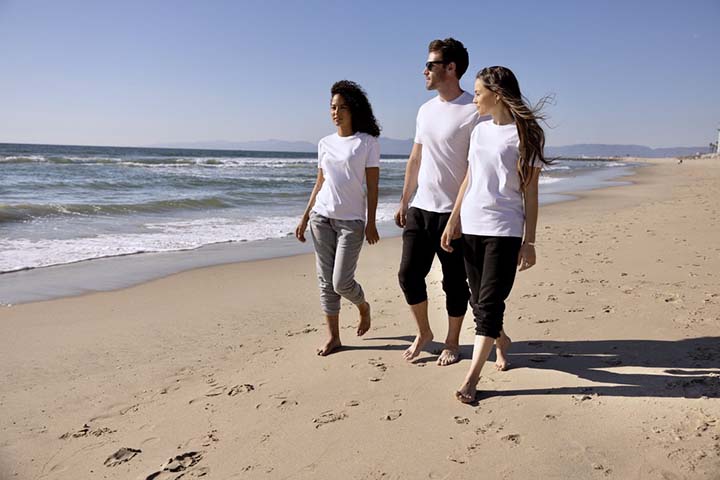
[366,136,381,168]
[317,140,324,169]
[413,110,422,145]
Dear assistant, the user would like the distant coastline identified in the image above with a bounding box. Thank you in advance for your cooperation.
[1,140,711,158]
[145,139,711,158]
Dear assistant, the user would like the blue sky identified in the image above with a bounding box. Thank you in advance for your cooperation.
[1,0,718,148]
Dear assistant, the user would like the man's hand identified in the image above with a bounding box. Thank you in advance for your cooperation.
[394,203,408,228]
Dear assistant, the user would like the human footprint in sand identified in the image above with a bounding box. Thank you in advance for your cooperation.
[395,38,482,366]
[441,66,551,402]
[296,80,381,356]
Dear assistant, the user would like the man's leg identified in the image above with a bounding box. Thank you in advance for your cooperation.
[435,217,470,366]
[398,208,436,361]
[402,300,434,361]
[437,314,464,366]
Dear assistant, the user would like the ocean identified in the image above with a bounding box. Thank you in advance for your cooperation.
[1,142,635,276]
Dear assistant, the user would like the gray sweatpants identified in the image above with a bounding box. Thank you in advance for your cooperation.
[309,212,366,315]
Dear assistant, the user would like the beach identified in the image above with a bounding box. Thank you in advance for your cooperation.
[1,156,719,479]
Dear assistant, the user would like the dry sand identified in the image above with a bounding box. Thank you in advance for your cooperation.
[1,157,719,479]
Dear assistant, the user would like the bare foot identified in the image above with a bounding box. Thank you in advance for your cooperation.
[402,331,434,361]
[455,382,477,404]
[317,337,342,356]
[495,332,512,371]
[357,302,371,336]
[437,347,461,366]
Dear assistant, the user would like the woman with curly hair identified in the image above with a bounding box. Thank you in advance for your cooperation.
[296,80,381,356]
[440,66,551,402]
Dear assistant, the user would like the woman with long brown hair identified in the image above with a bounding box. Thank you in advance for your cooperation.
[440,66,550,403]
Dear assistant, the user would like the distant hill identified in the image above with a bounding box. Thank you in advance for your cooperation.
[383,141,711,158]
[152,138,415,155]
[152,139,317,152]
[151,139,711,158]
[545,144,710,158]
[378,138,415,155]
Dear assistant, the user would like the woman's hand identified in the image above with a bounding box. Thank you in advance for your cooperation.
[365,222,379,245]
[440,219,461,253]
[295,217,309,243]
[517,243,536,271]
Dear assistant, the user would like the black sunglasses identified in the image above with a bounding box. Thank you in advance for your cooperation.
[425,60,447,70]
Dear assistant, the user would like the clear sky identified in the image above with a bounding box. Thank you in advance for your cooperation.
[1,0,718,148]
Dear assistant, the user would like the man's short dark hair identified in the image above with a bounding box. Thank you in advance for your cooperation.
[428,38,469,80]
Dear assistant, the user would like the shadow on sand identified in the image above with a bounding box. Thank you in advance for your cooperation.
[484,336,719,400]
[365,335,720,400]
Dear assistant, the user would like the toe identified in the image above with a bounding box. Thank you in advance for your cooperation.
[437,349,459,366]
[455,390,472,403]
[457,391,474,404]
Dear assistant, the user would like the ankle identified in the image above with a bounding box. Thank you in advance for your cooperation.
[463,373,481,386]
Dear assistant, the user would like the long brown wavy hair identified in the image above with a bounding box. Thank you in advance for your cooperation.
[477,66,552,191]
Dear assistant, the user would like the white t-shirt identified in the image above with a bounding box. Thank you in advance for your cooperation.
[411,92,482,213]
[460,120,541,237]
[312,132,380,221]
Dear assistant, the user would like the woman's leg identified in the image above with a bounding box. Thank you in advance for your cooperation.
[309,214,343,355]
[318,314,341,356]
[472,237,522,339]
[495,330,512,371]
[458,235,521,401]
[456,335,495,403]
[331,219,371,336]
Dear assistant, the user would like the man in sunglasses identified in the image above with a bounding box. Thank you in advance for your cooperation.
[395,37,482,366]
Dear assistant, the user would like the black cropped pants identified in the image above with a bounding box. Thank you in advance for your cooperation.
[463,234,522,339]
[398,207,469,317]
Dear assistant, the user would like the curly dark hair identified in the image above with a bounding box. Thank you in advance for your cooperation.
[428,38,469,79]
[330,80,381,137]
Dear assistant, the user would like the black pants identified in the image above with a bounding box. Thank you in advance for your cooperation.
[463,234,522,338]
[398,207,469,317]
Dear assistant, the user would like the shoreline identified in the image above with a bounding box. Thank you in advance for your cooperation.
[0,164,639,305]
[1,156,719,479]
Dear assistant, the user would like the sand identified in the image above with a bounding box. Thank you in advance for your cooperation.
[1,157,719,479]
